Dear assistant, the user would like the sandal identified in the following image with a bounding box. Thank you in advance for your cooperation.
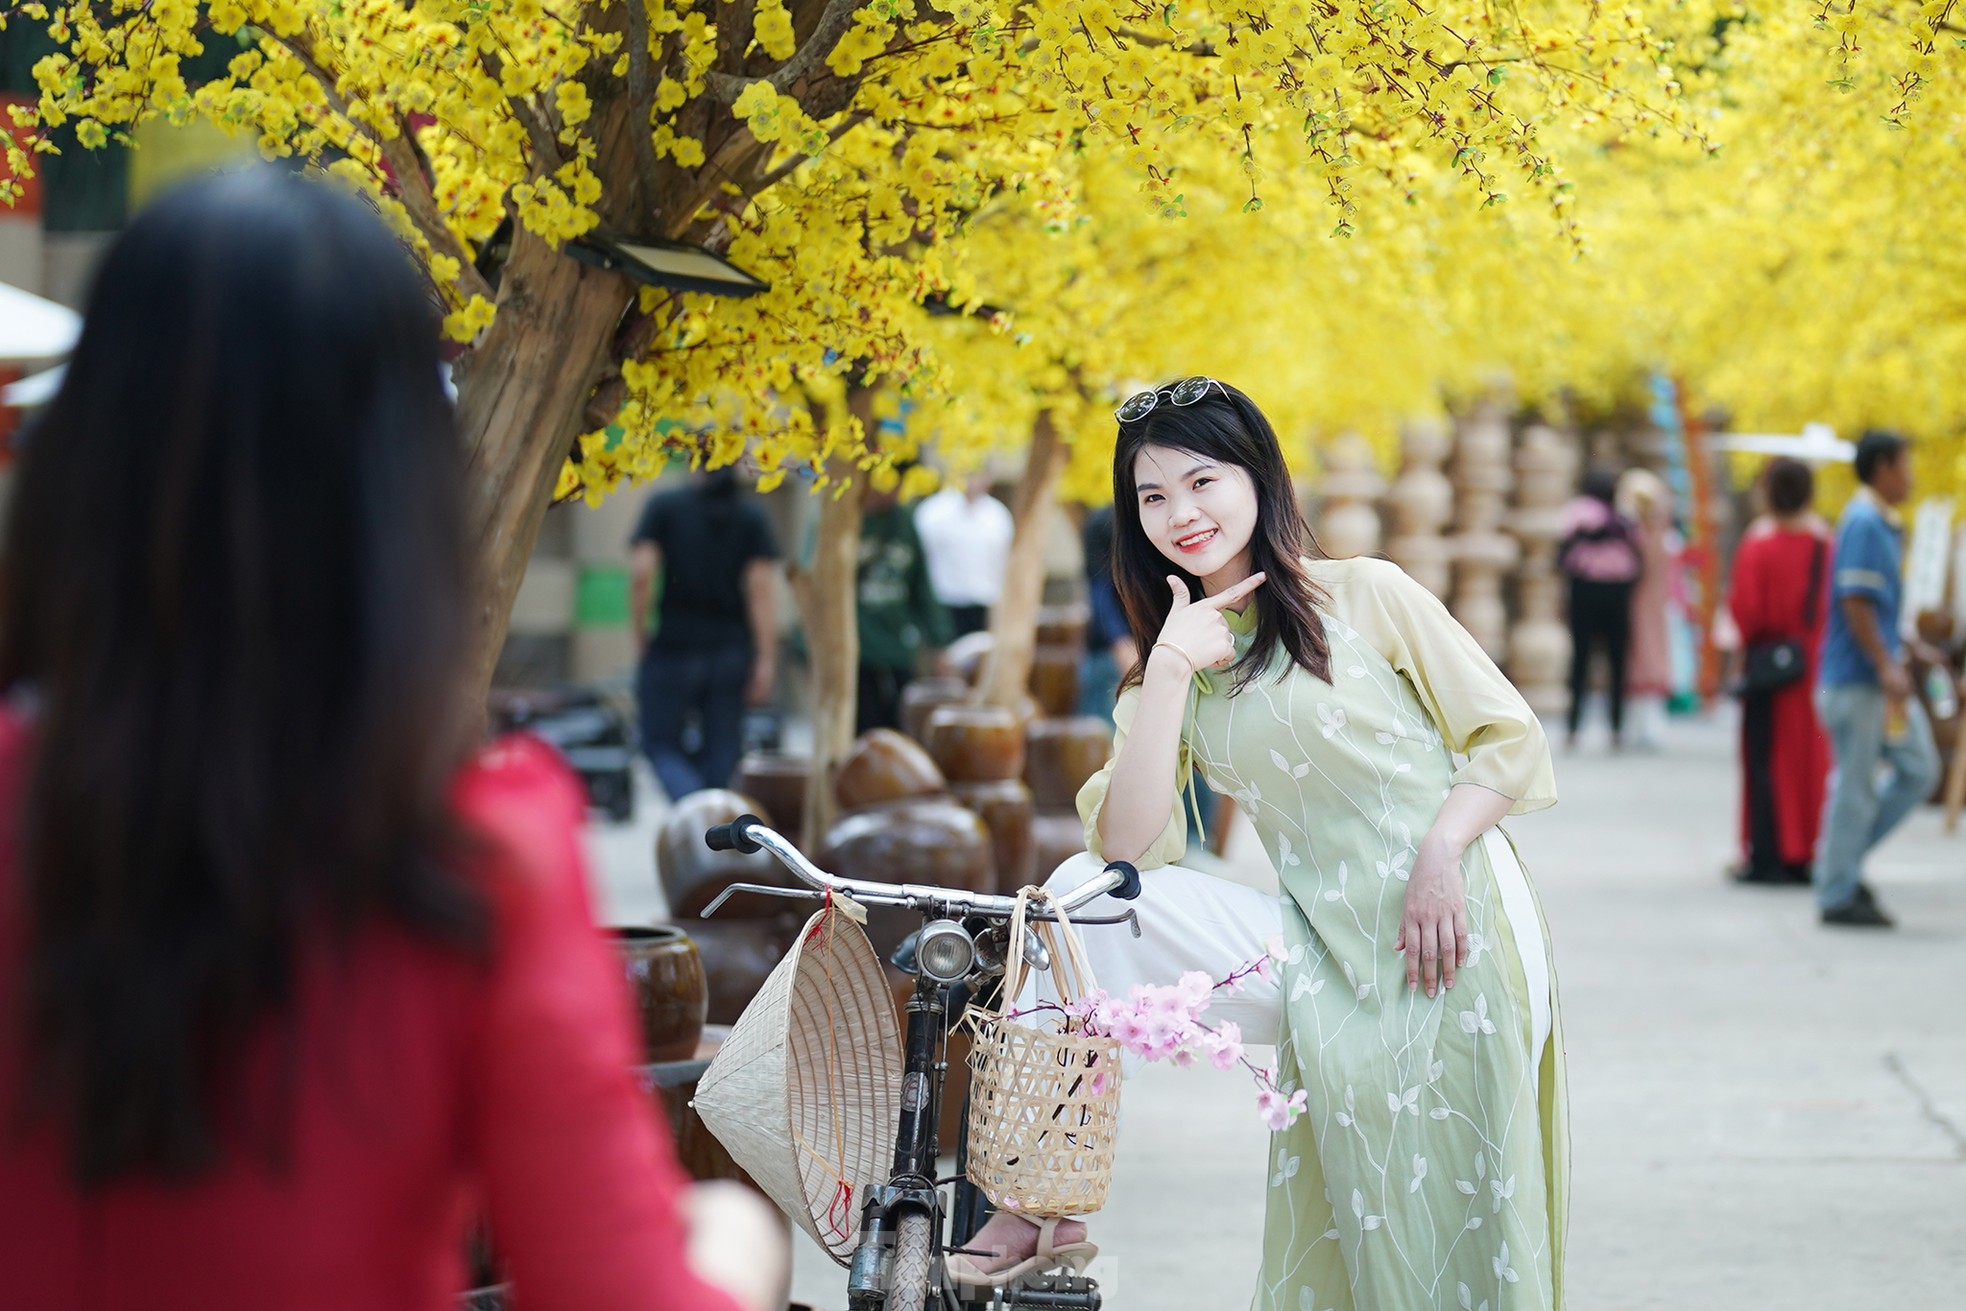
[944,1217,1098,1293]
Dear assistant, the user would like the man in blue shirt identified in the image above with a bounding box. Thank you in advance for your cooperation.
[1813,430,1942,927]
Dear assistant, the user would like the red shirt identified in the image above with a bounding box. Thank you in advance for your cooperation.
[0,724,740,1311]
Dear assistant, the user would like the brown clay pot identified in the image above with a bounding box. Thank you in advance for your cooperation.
[835,728,947,812]
[1024,716,1116,811]
[1035,604,1090,649]
[923,705,1026,783]
[612,925,709,1063]
[1027,643,1083,719]
[819,798,994,962]
[676,914,802,1027]
[899,676,972,745]
[655,788,801,921]
[1032,811,1090,879]
[732,751,809,849]
[951,778,1037,893]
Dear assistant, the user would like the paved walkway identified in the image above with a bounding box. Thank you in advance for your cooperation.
[592,709,1966,1309]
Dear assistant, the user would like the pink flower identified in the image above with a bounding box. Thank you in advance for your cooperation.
[1256,1086,1309,1132]
[1176,970,1214,1009]
[1203,1021,1244,1070]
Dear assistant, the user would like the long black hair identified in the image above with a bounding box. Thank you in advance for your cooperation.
[1,167,486,1186]
[1111,381,1331,693]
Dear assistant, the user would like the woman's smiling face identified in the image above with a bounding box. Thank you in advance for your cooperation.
[1131,442,1260,595]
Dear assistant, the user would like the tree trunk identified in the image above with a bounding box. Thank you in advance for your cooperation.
[974,410,1066,711]
[785,386,873,839]
[455,237,636,699]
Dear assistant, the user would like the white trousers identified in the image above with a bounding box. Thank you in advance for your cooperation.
[1023,830,1552,1080]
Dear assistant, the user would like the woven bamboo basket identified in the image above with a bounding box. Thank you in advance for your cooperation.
[964,888,1122,1218]
[692,901,901,1265]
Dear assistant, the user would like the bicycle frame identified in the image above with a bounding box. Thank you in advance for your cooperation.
[702,815,1139,1310]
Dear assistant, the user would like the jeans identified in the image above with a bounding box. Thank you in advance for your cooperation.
[1566,577,1634,741]
[637,643,752,803]
[1813,683,1940,911]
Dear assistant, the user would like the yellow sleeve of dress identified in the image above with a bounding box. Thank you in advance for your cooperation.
[1336,557,1558,815]
[1075,681,1190,868]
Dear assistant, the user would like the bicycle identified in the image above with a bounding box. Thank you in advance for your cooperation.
[701,814,1142,1311]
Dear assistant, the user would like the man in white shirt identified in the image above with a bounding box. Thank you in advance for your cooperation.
[913,472,1014,638]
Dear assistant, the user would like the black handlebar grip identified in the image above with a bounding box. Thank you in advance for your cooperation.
[1105,859,1142,901]
[704,814,765,854]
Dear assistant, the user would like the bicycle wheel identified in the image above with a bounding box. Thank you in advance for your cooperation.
[887,1208,937,1311]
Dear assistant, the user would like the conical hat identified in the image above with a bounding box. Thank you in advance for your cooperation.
[692,903,901,1265]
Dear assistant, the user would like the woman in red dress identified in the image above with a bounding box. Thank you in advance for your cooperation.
[0,169,783,1311]
[1727,458,1832,883]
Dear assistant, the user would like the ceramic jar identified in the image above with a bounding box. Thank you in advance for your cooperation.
[1028,645,1082,718]
[835,729,947,812]
[612,925,709,1063]
[678,915,803,1027]
[1024,716,1115,811]
[655,788,797,921]
[949,778,1037,893]
[923,705,1025,783]
[899,676,972,745]
[819,798,994,962]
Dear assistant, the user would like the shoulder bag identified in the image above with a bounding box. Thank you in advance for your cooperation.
[1736,538,1825,696]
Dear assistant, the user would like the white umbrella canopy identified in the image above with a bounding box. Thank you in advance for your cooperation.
[0,282,82,364]
[1710,422,1855,465]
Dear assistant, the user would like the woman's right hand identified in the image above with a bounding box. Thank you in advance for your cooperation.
[1150,572,1267,677]
[683,1181,791,1311]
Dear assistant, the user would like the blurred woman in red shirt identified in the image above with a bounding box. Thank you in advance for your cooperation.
[0,169,783,1311]
[1727,458,1832,883]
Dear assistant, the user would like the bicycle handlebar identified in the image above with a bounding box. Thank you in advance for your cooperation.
[702,814,1141,918]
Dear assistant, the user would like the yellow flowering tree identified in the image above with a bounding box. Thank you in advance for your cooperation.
[3,0,1715,694]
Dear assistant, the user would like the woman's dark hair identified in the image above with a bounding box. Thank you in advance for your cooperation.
[1853,429,1909,485]
[1762,457,1814,516]
[1579,464,1621,504]
[1111,381,1330,693]
[0,168,485,1186]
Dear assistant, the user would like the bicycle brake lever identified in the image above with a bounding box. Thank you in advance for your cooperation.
[1025,908,1142,937]
[698,882,822,918]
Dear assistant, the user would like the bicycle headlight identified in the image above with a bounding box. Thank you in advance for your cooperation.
[915,919,976,982]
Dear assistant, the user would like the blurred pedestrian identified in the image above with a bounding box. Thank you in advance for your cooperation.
[1557,464,1643,749]
[0,168,784,1311]
[1814,430,1943,927]
[1618,469,1677,749]
[1077,504,1139,721]
[915,470,1013,638]
[857,475,952,735]
[629,466,781,803]
[1726,458,1831,885]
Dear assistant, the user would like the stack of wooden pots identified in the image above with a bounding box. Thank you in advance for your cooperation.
[818,729,994,1152]
[818,729,994,965]
[1022,605,1113,877]
[924,704,1034,896]
[653,788,807,1028]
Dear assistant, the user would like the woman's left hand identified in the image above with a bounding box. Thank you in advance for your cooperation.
[1395,839,1469,999]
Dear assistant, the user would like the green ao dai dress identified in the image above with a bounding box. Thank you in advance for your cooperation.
[1076,557,1568,1311]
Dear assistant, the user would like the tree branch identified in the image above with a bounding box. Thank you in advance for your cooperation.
[624,0,665,186]
[280,38,494,306]
[476,48,564,173]
[705,0,859,106]
[378,123,497,306]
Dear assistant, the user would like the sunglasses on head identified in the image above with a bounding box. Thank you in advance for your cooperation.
[1113,376,1229,424]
